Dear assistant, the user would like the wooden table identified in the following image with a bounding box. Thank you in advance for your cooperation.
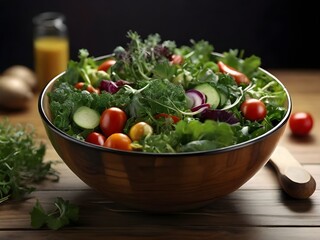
[1,70,319,239]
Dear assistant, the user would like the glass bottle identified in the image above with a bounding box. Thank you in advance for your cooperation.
[33,12,69,91]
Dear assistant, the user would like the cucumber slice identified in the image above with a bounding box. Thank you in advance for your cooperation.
[194,83,220,109]
[73,106,100,129]
[219,92,228,108]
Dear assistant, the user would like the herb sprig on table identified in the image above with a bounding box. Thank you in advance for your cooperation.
[0,119,79,230]
[0,119,59,203]
[30,197,79,230]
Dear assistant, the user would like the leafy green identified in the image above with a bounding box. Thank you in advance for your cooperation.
[176,39,214,65]
[0,119,59,203]
[175,119,235,151]
[133,79,187,116]
[152,61,176,80]
[220,49,261,78]
[48,83,96,138]
[142,119,235,153]
[30,197,79,230]
[112,31,176,82]
[142,132,179,153]
[59,49,108,88]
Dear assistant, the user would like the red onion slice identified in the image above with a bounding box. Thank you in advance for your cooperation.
[191,103,210,112]
[200,109,239,124]
[186,89,206,108]
[100,80,119,93]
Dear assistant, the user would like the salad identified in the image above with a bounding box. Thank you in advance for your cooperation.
[48,31,288,153]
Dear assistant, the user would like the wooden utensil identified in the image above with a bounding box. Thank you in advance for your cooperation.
[269,146,316,199]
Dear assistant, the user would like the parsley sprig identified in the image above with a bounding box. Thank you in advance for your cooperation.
[30,197,79,230]
[0,119,59,203]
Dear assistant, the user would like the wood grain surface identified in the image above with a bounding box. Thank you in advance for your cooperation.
[1,70,319,239]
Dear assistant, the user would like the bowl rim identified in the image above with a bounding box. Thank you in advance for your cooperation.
[38,54,292,157]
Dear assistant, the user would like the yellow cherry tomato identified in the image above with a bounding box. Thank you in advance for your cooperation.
[129,122,153,141]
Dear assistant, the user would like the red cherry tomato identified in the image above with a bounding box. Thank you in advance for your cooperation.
[240,99,267,121]
[289,112,313,136]
[104,133,132,151]
[100,107,127,137]
[85,132,106,146]
[218,61,250,85]
[74,82,100,94]
[97,59,116,72]
[155,113,180,124]
[170,54,184,65]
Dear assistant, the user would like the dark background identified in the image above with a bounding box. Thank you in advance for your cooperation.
[1,0,319,72]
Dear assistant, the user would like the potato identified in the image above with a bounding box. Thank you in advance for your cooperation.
[0,75,34,110]
[2,65,37,90]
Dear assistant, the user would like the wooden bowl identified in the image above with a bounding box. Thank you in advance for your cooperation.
[38,68,291,213]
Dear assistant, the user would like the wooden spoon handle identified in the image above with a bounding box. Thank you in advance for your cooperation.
[269,146,316,199]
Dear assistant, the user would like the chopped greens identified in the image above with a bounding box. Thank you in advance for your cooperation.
[48,31,288,153]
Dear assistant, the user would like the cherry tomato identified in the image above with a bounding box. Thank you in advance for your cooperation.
[218,61,250,85]
[97,59,116,72]
[240,99,267,121]
[104,133,132,151]
[74,82,100,94]
[170,54,184,65]
[289,112,313,136]
[100,107,127,137]
[155,113,180,124]
[129,122,153,141]
[85,132,106,146]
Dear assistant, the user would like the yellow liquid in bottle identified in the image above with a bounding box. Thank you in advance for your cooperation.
[34,37,69,91]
